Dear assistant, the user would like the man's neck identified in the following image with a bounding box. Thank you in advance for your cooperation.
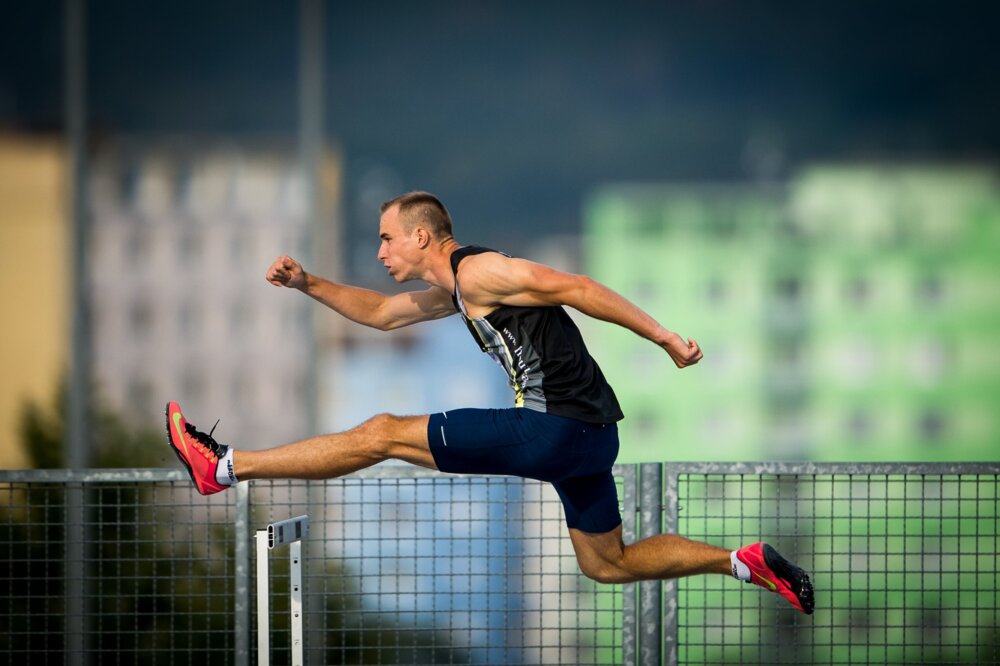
[420,238,462,291]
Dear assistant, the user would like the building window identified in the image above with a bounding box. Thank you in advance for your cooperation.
[120,161,140,208]
[231,301,256,336]
[180,368,204,405]
[175,160,194,208]
[231,370,252,407]
[178,230,202,267]
[178,301,199,337]
[918,410,947,442]
[916,275,945,307]
[774,276,803,305]
[130,300,153,339]
[126,229,150,269]
[845,277,870,307]
[231,227,255,266]
[706,277,727,305]
[631,412,657,439]
[846,410,873,442]
[630,281,658,304]
[126,378,153,416]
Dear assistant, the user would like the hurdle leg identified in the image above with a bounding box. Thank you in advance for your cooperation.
[256,530,270,666]
[290,541,303,666]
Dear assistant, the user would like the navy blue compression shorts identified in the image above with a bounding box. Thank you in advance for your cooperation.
[427,408,622,534]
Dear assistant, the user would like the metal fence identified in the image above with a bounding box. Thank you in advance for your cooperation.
[1,463,997,665]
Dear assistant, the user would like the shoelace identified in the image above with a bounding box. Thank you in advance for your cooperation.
[185,419,224,457]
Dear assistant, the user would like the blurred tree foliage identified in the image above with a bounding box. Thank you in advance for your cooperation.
[18,381,163,469]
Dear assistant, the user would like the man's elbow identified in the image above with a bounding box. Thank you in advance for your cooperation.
[573,275,602,302]
[366,304,395,331]
[373,311,401,331]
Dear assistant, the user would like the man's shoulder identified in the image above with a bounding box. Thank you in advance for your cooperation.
[454,247,512,274]
[453,245,511,264]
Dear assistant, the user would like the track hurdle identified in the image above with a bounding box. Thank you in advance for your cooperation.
[256,515,309,666]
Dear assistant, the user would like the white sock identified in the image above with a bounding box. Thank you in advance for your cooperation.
[730,551,751,581]
[215,449,238,486]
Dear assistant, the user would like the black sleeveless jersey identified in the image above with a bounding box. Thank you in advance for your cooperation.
[449,246,624,424]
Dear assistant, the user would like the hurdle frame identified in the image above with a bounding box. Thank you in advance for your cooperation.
[255,514,309,666]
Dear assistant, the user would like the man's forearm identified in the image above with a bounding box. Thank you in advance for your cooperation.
[575,277,701,367]
[299,273,390,329]
[575,277,671,345]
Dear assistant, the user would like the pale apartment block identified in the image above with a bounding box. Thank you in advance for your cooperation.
[89,141,340,451]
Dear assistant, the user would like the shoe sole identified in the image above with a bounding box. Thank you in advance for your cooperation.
[762,543,815,615]
[164,403,202,494]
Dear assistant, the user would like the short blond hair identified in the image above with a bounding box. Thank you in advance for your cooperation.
[381,191,453,239]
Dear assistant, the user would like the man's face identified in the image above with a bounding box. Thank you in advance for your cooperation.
[377,205,422,282]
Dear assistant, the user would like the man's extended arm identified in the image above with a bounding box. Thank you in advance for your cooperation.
[266,256,455,330]
[459,254,702,368]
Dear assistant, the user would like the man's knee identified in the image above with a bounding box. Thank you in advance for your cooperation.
[358,413,428,462]
[574,544,632,584]
[578,558,630,585]
[570,526,635,584]
[364,412,397,434]
[356,413,399,457]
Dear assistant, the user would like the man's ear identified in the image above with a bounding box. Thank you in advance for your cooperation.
[415,226,431,248]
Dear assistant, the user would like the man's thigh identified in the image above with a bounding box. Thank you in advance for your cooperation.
[425,408,525,476]
[376,413,437,469]
[552,470,623,534]
[426,407,597,479]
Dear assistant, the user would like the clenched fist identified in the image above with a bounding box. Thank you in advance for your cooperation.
[266,256,307,289]
[660,331,703,369]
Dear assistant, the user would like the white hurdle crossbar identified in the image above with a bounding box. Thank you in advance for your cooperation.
[256,515,309,666]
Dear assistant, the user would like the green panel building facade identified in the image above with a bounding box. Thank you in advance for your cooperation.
[583,167,1000,463]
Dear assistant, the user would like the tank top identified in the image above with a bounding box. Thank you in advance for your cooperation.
[450,246,624,424]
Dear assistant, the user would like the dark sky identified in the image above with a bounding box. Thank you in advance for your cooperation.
[3,1,999,271]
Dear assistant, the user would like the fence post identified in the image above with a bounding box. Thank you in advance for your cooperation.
[618,465,638,666]
[64,483,87,666]
[662,467,679,666]
[234,482,251,665]
[639,463,663,666]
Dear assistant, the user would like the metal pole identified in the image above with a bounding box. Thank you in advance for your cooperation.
[234,483,252,664]
[289,541,304,666]
[65,0,89,471]
[638,463,663,666]
[299,0,323,437]
[65,0,89,663]
[662,466,680,666]
[617,464,638,666]
[298,5,326,662]
[256,530,270,666]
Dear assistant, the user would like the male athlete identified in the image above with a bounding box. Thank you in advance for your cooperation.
[166,191,814,614]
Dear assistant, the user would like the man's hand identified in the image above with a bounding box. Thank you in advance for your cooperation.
[266,256,307,289]
[660,331,703,368]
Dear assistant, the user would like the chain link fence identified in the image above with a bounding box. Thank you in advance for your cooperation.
[1,463,997,665]
[665,463,999,665]
[248,471,622,665]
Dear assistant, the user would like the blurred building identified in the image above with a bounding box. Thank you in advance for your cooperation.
[88,138,342,450]
[0,135,68,468]
[583,166,1000,462]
